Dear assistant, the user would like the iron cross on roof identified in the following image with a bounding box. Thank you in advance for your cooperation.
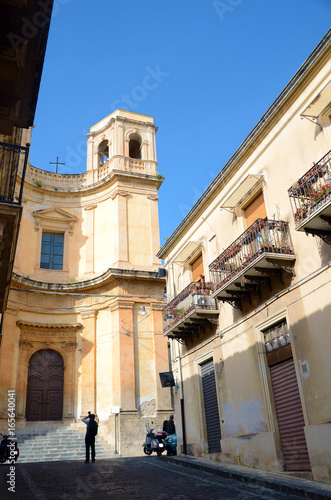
[49,156,65,174]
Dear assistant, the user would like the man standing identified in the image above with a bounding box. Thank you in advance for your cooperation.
[82,411,98,463]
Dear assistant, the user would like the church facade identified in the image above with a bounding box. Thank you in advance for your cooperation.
[0,110,172,455]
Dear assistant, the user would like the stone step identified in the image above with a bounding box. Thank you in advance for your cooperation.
[14,425,113,464]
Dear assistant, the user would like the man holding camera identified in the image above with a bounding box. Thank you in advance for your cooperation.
[82,411,98,463]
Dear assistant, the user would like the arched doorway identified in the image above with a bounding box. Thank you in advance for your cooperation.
[26,349,64,421]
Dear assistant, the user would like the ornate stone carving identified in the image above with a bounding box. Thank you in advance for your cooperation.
[65,342,77,350]
[19,339,33,350]
[84,204,98,211]
[147,195,159,201]
[110,190,130,200]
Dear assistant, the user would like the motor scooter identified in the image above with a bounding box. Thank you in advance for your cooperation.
[143,427,167,457]
[163,432,177,455]
[0,435,19,464]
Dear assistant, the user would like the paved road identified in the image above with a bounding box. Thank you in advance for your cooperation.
[0,456,305,500]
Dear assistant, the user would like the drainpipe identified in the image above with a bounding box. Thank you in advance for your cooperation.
[178,354,187,455]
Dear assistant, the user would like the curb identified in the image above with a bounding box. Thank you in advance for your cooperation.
[163,456,331,499]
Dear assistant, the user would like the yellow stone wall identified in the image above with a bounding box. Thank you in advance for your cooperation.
[0,110,172,456]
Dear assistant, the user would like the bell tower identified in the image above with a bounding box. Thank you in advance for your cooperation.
[86,110,162,270]
[86,109,158,173]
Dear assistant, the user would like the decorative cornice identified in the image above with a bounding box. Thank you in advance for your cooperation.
[11,267,165,294]
[17,321,82,332]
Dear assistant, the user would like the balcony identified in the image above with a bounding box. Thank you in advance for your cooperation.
[0,142,29,311]
[209,219,296,309]
[288,150,331,244]
[163,281,218,344]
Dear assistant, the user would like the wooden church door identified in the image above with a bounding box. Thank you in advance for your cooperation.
[26,349,64,421]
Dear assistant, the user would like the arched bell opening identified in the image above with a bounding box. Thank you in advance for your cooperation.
[129,133,142,159]
[98,139,109,166]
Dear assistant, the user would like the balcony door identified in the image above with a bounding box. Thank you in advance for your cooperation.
[244,191,267,227]
[191,253,204,282]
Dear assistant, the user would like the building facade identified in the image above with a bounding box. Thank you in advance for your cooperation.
[158,31,331,483]
[0,110,172,454]
[0,0,53,315]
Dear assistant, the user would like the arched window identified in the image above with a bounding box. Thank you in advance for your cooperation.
[98,140,109,166]
[129,134,142,159]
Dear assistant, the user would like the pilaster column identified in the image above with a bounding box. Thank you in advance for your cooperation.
[115,119,124,156]
[80,310,97,414]
[152,305,172,411]
[110,300,136,411]
[148,194,162,268]
[112,191,129,267]
[0,311,19,418]
[84,204,97,274]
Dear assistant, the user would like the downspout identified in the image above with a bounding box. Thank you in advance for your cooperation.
[178,353,187,455]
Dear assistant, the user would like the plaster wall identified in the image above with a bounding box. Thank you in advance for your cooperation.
[162,47,331,482]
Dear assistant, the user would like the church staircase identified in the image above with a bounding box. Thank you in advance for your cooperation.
[15,423,114,463]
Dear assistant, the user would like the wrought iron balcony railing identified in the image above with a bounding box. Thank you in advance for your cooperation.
[163,280,218,336]
[288,150,331,231]
[209,219,295,299]
[0,142,29,205]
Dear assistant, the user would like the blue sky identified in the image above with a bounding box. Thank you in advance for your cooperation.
[30,0,331,245]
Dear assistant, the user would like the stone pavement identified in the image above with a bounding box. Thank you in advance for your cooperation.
[164,455,331,499]
[1,454,331,499]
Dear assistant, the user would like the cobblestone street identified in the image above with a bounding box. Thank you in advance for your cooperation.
[0,457,312,500]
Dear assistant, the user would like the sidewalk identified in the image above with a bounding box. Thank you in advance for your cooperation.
[164,455,331,499]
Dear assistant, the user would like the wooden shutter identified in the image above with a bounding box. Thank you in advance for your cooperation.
[244,191,267,227]
[270,359,311,471]
[191,253,204,282]
[201,359,221,453]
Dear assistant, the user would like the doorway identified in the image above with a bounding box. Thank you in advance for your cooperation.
[201,359,221,453]
[269,357,311,471]
[26,349,64,421]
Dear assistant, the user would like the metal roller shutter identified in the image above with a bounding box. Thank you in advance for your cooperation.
[270,358,311,471]
[201,359,221,453]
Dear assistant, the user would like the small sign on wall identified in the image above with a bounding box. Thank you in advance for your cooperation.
[159,371,175,387]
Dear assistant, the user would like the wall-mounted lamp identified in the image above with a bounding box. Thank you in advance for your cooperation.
[140,306,147,316]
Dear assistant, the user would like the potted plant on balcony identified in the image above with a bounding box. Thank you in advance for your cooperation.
[294,207,306,222]
[259,238,274,253]
[175,307,185,319]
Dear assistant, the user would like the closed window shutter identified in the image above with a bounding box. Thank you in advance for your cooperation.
[244,191,267,227]
[191,253,204,282]
[40,232,64,270]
